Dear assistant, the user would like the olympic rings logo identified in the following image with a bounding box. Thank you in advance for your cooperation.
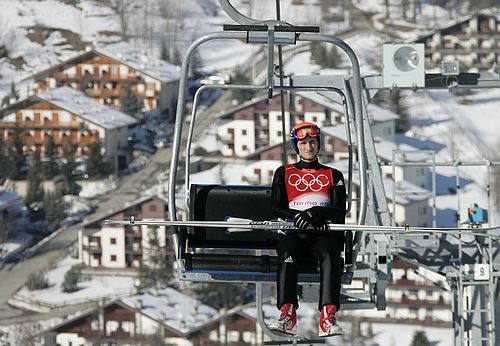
[288,173,330,192]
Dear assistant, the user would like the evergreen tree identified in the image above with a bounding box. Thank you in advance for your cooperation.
[60,139,76,185]
[372,89,409,133]
[43,190,65,232]
[5,124,26,180]
[62,268,82,293]
[0,137,5,179]
[410,330,430,346]
[137,227,172,288]
[390,89,409,133]
[231,68,256,103]
[43,134,59,179]
[189,49,204,78]
[120,83,142,116]
[27,271,49,290]
[25,151,45,207]
[160,40,170,62]
[1,80,19,107]
[194,282,251,310]
[310,42,341,69]
[9,80,19,101]
[86,141,110,177]
[172,47,182,65]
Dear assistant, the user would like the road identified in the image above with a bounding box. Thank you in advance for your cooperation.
[0,5,375,325]
[0,146,172,324]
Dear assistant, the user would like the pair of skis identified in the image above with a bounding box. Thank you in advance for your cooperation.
[104,216,500,240]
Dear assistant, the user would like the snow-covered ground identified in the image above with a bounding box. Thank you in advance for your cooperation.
[0,1,498,345]
[14,256,134,308]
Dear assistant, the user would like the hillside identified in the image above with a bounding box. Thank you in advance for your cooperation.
[1,0,496,98]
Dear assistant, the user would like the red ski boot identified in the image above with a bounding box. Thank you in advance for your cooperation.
[318,304,344,337]
[269,303,297,335]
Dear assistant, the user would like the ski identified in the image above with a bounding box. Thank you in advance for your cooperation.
[104,217,500,240]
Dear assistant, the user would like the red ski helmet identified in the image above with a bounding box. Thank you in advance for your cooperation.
[290,121,321,154]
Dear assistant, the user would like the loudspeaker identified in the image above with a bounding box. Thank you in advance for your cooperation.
[383,44,425,88]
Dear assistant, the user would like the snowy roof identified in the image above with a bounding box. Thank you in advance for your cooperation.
[43,287,219,337]
[0,87,137,130]
[121,287,219,334]
[413,10,500,44]
[382,177,431,205]
[37,87,138,130]
[95,42,180,83]
[26,42,179,84]
[189,163,250,186]
[366,103,399,122]
[83,194,168,226]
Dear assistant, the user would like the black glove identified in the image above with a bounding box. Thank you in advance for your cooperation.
[294,210,314,230]
[312,219,329,232]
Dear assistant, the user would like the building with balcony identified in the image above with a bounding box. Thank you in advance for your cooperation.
[216,91,398,158]
[41,287,224,346]
[27,42,180,119]
[345,256,452,324]
[414,10,500,72]
[79,195,175,270]
[0,87,137,160]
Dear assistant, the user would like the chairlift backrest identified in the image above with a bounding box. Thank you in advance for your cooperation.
[188,184,279,249]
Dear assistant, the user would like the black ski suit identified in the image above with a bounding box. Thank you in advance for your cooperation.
[271,159,346,311]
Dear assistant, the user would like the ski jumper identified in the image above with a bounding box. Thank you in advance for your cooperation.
[271,160,346,311]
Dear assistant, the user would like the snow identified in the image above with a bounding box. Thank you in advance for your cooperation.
[0,1,498,344]
[97,42,180,83]
[246,303,453,345]
[405,89,500,225]
[78,178,118,198]
[38,87,138,130]
[121,287,219,334]
[189,163,249,186]
[15,256,135,307]
[0,231,33,262]
[363,322,453,346]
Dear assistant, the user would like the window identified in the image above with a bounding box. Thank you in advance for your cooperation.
[149,204,158,212]
[242,129,247,135]
[111,255,117,262]
[110,238,116,245]
[242,145,248,151]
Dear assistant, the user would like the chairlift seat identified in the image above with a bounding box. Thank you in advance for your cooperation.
[181,184,351,284]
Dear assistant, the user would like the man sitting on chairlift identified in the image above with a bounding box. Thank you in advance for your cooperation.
[269,121,346,337]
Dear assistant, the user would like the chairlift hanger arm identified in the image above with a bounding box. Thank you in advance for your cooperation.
[223,24,320,32]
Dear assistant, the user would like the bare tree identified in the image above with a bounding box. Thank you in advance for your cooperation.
[384,0,390,20]
[12,322,42,346]
[402,0,408,20]
[110,0,130,40]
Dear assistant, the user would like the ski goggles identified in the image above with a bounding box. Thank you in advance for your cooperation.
[291,122,319,140]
